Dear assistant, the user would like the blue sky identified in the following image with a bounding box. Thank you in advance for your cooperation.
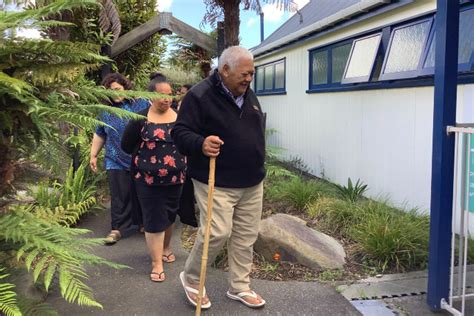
[158,0,309,49]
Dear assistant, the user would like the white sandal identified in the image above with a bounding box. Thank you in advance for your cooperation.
[179,271,211,309]
[226,290,266,308]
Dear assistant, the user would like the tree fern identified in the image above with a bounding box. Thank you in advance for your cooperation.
[0,267,21,316]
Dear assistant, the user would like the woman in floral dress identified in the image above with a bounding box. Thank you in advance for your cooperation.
[121,81,185,282]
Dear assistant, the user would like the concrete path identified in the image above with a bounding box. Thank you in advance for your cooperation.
[47,210,361,315]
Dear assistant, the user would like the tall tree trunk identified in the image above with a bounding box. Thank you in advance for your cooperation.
[223,0,241,47]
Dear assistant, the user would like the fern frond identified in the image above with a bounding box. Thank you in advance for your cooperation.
[58,265,102,308]
[0,19,74,33]
[0,267,21,316]
[1,39,108,67]
[0,72,35,94]
[0,208,127,308]
[34,197,97,227]
[14,63,101,85]
[0,0,99,26]
[28,139,71,177]
[36,105,108,129]
[17,296,58,316]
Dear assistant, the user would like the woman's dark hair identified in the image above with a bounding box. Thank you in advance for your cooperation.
[147,72,169,92]
[101,73,133,90]
[149,72,167,81]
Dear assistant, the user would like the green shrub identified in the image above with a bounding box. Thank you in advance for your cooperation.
[350,203,429,272]
[31,163,98,226]
[306,197,360,238]
[333,178,368,203]
[267,178,333,211]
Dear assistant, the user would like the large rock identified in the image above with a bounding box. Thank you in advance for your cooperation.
[254,214,346,269]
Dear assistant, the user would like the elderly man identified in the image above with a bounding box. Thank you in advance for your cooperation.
[171,46,266,309]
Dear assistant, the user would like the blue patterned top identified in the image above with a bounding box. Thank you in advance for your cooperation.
[95,99,150,170]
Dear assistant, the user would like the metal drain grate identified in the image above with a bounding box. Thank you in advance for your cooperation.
[350,300,400,316]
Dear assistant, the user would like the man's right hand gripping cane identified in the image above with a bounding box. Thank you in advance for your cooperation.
[202,136,224,157]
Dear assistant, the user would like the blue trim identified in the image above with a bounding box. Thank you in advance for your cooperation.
[341,33,382,84]
[427,0,459,311]
[254,91,287,96]
[379,18,434,81]
[421,5,474,75]
[255,58,286,95]
[305,73,474,93]
[418,16,437,76]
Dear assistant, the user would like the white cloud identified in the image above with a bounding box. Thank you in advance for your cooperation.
[246,17,257,28]
[262,4,284,23]
[290,0,310,16]
[157,0,172,12]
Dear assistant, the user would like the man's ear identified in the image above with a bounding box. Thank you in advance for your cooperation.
[222,64,230,77]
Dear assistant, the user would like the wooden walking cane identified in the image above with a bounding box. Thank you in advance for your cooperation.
[196,157,216,316]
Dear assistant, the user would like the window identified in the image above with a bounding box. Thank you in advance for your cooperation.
[255,58,286,94]
[306,5,474,93]
[380,19,433,80]
[422,7,474,73]
[341,33,382,84]
[309,41,352,89]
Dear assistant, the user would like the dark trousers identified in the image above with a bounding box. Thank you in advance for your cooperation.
[107,169,133,233]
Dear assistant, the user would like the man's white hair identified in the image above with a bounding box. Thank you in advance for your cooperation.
[218,46,254,71]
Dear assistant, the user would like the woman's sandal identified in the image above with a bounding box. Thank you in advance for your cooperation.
[150,271,165,282]
[104,231,121,245]
[162,253,176,263]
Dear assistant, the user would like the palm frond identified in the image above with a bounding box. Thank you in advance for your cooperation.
[99,0,121,44]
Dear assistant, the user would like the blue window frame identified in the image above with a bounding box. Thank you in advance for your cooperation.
[420,6,474,75]
[341,33,382,84]
[306,3,474,93]
[308,40,352,89]
[379,18,434,80]
[255,58,286,95]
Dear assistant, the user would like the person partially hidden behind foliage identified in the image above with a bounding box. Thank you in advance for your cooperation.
[176,84,193,111]
[121,80,186,282]
[89,73,150,245]
[171,46,266,309]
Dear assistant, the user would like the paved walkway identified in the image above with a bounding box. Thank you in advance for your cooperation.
[47,210,361,315]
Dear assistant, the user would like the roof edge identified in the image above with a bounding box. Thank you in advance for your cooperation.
[252,0,391,57]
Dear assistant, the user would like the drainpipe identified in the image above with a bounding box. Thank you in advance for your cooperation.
[260,11,264,43]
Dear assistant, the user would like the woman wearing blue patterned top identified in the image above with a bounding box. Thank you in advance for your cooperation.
[89,73,149,245]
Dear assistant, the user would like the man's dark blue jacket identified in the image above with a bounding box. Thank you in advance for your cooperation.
[171,70,265,188]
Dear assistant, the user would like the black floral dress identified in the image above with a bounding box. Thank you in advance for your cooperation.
[130,121,186,233]
[133,121,186,186]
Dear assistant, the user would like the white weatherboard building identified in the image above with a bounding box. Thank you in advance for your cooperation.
[252,0,474,214]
